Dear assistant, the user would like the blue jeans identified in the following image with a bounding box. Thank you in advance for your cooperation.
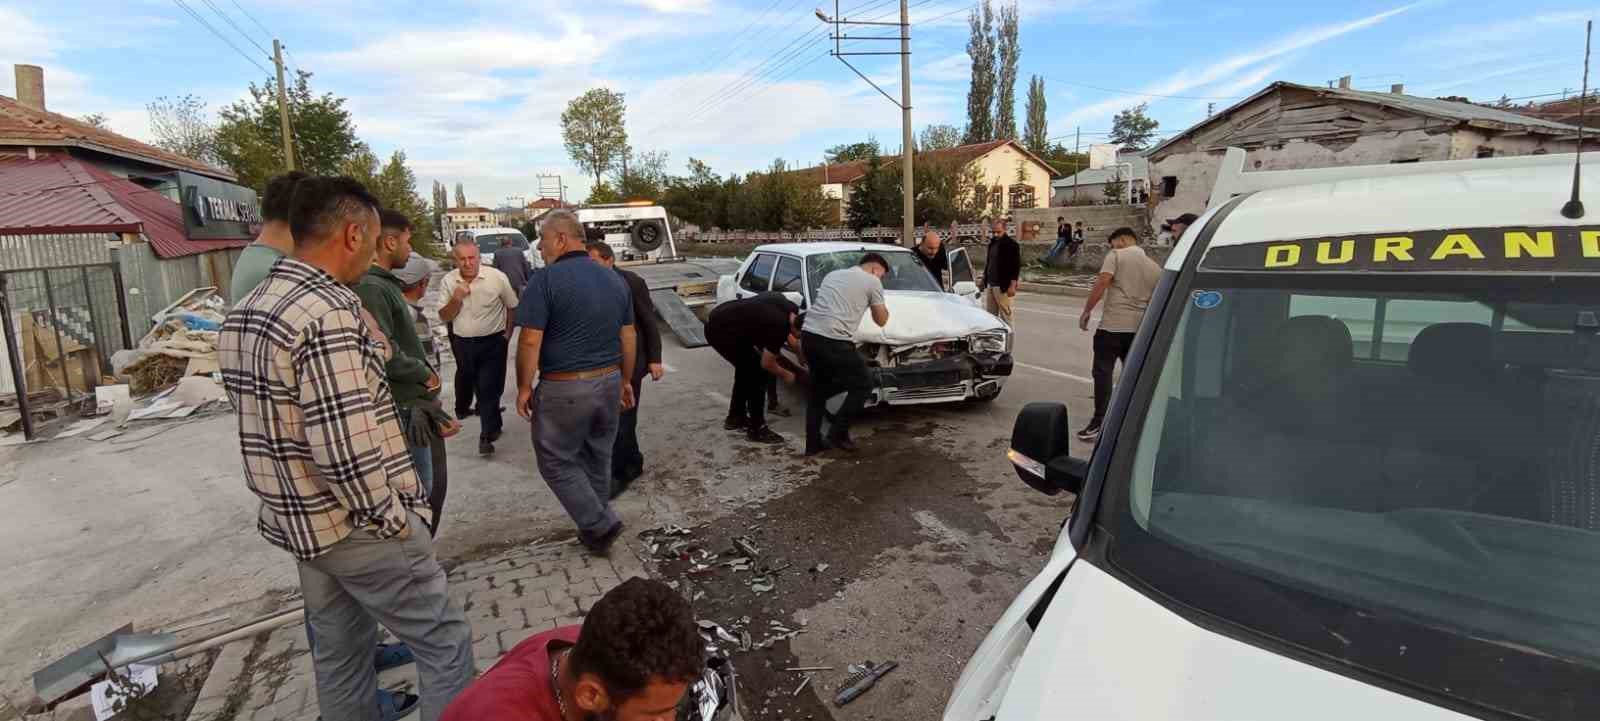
[1045,238,1069,262]
[532,373,623,545]
[398,413,434,498]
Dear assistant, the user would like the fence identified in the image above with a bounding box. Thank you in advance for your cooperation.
[684,223,995,246]
[115,243,243,340]
[0,233,129,398]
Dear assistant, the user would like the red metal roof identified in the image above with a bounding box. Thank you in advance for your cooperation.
[0,153,249,258]
[0,95,234,180]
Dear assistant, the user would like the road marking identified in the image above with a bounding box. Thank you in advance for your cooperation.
[1015,361,1093,384]
[1014,304,1081,319]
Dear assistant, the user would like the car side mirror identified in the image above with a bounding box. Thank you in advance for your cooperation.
[1009,402,1089,496]
[953,280,978,296]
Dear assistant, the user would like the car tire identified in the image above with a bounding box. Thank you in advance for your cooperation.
[632,219,666,253]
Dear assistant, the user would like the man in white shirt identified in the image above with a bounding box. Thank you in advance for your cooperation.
[439,240,520,455]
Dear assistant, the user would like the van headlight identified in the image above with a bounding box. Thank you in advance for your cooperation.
[969,330,1011,355]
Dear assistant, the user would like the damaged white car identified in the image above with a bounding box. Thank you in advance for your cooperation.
[715,242,1013,405]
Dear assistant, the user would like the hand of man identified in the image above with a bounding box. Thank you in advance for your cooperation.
[450,282,471,302]
[648,362,665,381]
[1079,311,1091,332]
[516,385,535,420]
[1007,283,1018,298]
[424,373,441,394]
[439,417,462,438]
[620,382,636,410]
[780,369,797,384]
[393,518,413,541]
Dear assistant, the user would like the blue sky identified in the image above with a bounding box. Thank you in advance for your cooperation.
[2,0,1593,205]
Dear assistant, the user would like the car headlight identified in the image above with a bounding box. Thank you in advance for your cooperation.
[969,331,1011,355]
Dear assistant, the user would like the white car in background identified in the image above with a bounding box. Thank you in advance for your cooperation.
[715,242,1012,406]
[456,227,542,270]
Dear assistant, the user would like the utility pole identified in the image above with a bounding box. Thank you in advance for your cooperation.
[818,0,913,245]
[273,39,295,171]
[1071,126,1080,203]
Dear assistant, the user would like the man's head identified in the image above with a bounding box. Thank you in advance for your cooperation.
[1168,213,1198,239]
[262,171,309,225]
[287,176,381,284]
[538,209,585,265]
[394,254,434,302]
[859,252,890,279]
[991,219,1007,237]
[1057,216,1064,224]
[1075,221,1083,229]
[501,234,517,247]
[1108,226,1138,249]
[374,209,414,271]
[568,578,702,721]
[451,239,481,280]
[586,240,616,269]
[919,231,942,256]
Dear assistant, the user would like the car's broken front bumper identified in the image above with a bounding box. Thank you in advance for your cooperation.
[867,353,1013,405]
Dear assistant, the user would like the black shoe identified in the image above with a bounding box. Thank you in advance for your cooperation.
[585,521,624,554]
[769,403,792,418]
[724,416,748,431]
[479,439,495,455]
[804,438,833,456]
[1076,423,1101,442]
[748,425,785,444]
[456,407,474,418]
[829,435,859,453]
[485,430,502,443]
[609,472,637,501]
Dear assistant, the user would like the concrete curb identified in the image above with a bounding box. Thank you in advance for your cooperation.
[1018,282,1090,297]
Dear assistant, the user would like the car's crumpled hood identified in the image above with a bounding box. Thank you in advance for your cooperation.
[853,291,1007,346]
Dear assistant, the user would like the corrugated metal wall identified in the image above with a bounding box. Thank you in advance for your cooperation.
[0,233,115,270]
[115,242,242,339]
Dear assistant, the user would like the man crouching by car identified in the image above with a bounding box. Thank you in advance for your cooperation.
[801,252,890,456]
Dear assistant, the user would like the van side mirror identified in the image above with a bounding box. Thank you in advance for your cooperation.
[1009,402,1089,496]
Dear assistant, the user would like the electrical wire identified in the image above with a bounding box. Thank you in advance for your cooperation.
[197,0,271,56]
[169,0,271,75]
[682,28,829,124]
[225,0,276,40]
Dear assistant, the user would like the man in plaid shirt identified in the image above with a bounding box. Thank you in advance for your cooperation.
[220,176,474,721]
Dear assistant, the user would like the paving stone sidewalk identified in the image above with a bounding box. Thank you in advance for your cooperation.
[186,540,647,721]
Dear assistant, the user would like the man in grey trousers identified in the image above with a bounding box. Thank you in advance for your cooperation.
[514,210,637,554]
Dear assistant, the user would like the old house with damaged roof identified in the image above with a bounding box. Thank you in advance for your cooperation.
[0,64,260,400]
[1146,79,1596,226]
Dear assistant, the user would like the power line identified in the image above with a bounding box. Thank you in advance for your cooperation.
[684,28,829,125]
[225,0,276,40]
[170,0,270,75]
[197,0,271,56]
[911,4,971,25]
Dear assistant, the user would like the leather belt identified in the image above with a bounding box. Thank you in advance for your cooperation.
[543,365,620,382]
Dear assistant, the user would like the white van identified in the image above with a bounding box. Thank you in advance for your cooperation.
[456,227,542,270]
[944,148,1600,721]
[576,203,677,262]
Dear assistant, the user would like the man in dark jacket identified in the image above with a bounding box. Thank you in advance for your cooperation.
[586,241,664,498]
[353,210,448,499]
[912,230,949,289]
[493,233,534,298]
[982,218,1021,325]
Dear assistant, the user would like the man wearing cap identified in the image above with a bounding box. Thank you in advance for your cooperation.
[395,253,458,528]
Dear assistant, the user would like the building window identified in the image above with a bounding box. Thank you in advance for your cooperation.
[1008,184,1036,209]
[1162,176,1179,197]
[1476,146,1495,159]
[989,186,1003,211]
[1391,158,1421,164]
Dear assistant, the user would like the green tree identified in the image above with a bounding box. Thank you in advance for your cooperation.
[1108,103,1160,150]
[994,0,1020,140]
[616,148,670,201]
[845,156,898,230]
[919,124,962,151]
[824,138,880,163]
[587,181,623,204]
[561,88,629,187]
[454,183,466,208]
[661,157,724,228]
[340,148,440,257]
[1023,76,1048,154]
[214,70,361,192]
[1103,168,1127,204]
[1038,142,1085,179]
[147,95,217,165]
[963,0,996,144]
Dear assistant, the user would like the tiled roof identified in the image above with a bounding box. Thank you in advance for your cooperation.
[0,153,249,257]
[789,139,1057,186]
[447,206,493,213]
[527,197,567,209]
[0,95,234,180]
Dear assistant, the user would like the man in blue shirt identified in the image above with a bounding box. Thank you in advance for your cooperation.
[514,210,637,554]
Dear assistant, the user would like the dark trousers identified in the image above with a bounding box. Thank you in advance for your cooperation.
[801,331,872,452]
[611,375,645,483]
[448,327,474,417]
[428,433,448,534]
[1091,329,1136,424]
[709,335,768,429]
[454,333,508,440]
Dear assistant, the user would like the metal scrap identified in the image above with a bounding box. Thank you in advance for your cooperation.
[732,536,761,558]
[792,676,811,697]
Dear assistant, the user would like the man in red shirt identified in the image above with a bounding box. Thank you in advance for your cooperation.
[441,578,702,720]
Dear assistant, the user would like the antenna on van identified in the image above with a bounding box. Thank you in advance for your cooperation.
[1561,20,1592,219]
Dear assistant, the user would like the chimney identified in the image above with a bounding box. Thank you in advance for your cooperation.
[1390,83,1405,95]
[1338,75,1352,90]
[14,64,45,111]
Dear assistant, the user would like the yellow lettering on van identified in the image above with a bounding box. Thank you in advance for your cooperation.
[1374,236,1414,262]
[1431,233,1485,260]
[1505,231,1555,258]
[1315,240,1355,264]
[1583,230,1600,257]
[1265,244,1301,268]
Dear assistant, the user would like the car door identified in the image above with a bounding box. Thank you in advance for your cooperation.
[948,247,980,302]
[770,254,806,308]
[735,253,777,299]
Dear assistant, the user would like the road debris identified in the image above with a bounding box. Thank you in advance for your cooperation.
[791,675,811,697]
[834,660,899,707]
[783,666,833,672]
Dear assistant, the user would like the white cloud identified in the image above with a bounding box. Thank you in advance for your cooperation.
[1420,60,1570,94]
[623,0,712,13]
[1423,10,1598,51]
[311,25,609,77]
[0,5,59,60]
[1056,4,1416,127]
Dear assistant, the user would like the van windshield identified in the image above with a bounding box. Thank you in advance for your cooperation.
[475,233,526,255]
[1105,271,1600,717]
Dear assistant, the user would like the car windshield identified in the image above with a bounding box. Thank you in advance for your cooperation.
[805,250,939,298]
[475,234,525,254]
[1102,270,1600,717]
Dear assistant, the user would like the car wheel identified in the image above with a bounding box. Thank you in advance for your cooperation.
[632,219,666,253]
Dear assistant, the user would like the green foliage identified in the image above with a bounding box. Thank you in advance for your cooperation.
[846,156,896,231]
[1037,143,1087,178]
[147,95,217,165]
[340,148,440,257]
[617,149,670,201]
[825,138,880,163]
[518,219,541,240]
[1023,76,1048,154]
[561,88,629,186]
[1109,103,1160,150]
[586,181,623,205]
[919,124,962,151]
[994,0,1020,140]
[964,0,996,144]
[846,153,986,231]
[1103,168,1127,204]
[660,157,725,229]
[215,70,361,193]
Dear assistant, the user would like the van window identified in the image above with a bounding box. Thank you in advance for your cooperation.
[741,253,776,293]
[1105,273,1600,718]
[475,233,526,255]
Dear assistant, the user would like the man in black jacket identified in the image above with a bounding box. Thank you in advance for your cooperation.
[912,230,949,289]
[586,242,664,497]
[493,234,534,298]
[982,218,1021,325]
